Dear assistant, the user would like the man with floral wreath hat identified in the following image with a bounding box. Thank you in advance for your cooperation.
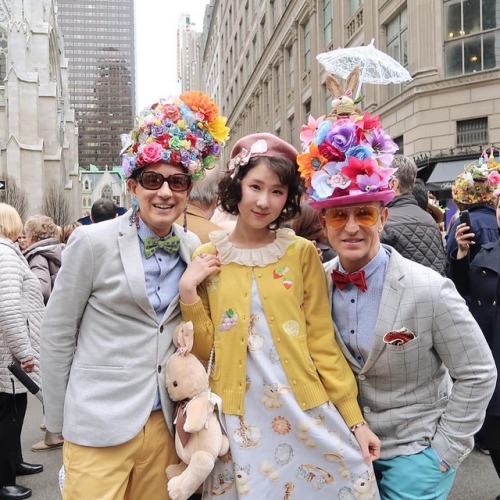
[297,109,496,499]
[40,91,229,500]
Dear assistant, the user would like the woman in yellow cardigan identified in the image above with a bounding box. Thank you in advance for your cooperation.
[179,133,380,499]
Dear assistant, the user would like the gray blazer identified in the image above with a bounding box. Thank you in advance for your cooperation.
[40,212,200,447]
[325,246,497,469]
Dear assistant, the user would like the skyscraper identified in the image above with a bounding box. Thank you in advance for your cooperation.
[57,0,135,169]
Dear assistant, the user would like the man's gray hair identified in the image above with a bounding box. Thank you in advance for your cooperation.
[391,155,417,194]
[189,169,219,206]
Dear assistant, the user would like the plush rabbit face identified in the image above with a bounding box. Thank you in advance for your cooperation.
[325,66,360,117]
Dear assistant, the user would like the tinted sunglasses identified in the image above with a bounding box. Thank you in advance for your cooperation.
[137,171,192,192]
[324,206,382,229]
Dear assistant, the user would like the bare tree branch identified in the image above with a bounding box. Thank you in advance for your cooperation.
[40,183,72,226]
[0,175,29,220]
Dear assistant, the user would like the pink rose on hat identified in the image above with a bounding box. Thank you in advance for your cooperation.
[141,142,163,164]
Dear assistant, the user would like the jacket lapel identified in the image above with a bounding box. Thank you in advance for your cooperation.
[362,250,404,371]
[118,213,157,321]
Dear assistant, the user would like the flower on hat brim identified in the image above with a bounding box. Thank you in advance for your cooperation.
[298,111,398,207]
[297,143,328,187]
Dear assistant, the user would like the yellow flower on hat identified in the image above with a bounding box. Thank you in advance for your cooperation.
[207,115,230,143]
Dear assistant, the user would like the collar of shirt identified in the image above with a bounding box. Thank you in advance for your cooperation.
[333,245,391,367]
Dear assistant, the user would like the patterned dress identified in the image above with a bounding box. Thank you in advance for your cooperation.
[202,234,379,500]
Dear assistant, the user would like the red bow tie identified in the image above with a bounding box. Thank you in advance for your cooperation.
[331,269,367,292]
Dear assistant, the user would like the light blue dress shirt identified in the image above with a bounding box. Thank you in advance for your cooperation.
[331,245,390,366]
[137,221,187,409]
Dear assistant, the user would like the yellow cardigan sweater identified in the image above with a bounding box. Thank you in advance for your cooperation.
[180,233,364,428]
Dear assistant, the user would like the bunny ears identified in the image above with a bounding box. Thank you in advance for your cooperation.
[324,66,362,118]
[173,321,194,356]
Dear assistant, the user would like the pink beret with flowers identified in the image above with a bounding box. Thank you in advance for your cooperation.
[121,91,230,181]
[297,112,399,209]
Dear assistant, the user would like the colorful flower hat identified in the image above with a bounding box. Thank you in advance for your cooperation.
[121,91,230,181]
[297,111,399,210]
[452,149,500,205]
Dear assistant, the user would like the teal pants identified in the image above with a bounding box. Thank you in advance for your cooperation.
[373,447,457,500]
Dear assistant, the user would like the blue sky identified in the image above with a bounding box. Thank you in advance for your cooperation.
[135,0,208,111]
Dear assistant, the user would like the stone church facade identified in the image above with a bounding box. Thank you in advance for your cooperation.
[0,0,79,219]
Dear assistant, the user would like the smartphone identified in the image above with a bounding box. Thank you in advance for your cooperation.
[459,210,472,231]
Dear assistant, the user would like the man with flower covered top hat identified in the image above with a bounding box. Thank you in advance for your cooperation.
[298,107,496,499]
[40,91,229,499]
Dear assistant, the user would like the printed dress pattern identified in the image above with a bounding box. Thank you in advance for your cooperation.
[203,278,379,500]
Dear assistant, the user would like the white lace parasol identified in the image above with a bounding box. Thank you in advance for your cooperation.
[317,39,412,96]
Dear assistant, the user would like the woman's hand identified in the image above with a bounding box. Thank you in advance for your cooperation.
[455,222,475,259]
[352,423,381,464]
[179,253,221,304]
[21,359,36,373]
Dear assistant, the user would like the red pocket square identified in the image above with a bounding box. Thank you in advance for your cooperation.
[383,328,416,346]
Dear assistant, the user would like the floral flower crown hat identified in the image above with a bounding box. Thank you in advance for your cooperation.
[452,148,500,205]
[121,91,230,181]
[297,106,399,210]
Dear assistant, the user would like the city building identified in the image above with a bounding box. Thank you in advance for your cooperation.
[57,0,135,169]
[178,13,202,92]
[79,164,127,216]
[196,0,500,218]
[0,0,80,218]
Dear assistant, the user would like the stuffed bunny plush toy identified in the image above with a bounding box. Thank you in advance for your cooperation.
[325,65,361,118]
[165,321,229,500]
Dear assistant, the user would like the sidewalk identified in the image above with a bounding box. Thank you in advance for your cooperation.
[19,395,500,499]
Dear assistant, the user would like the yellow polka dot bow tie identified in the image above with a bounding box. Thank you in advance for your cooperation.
[143,235,181,259]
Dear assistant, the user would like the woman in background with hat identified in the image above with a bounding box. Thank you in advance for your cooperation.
[179,132,380,499]
[40,92,229,500]
[450,171,500,498]
[445,156,500,265]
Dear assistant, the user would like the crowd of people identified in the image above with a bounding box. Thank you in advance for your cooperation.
[0,86,498,500]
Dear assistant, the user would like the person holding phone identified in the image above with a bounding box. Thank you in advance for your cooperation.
[446,160,499,266]
[449,172,500,497]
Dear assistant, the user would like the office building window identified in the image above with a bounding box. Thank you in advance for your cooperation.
[303,19,311,71]
[386,8,408,99]
[287,45,294,92]
[304,99,311,118]
[350,0,363,17]
[457,117,488,146]
[289,115,295,145]
[444,0,500,76]
[323,0,333,47]
[393,135,404,156]
[270,0,276,28]
[324,83,333,114]
[274,64,280,104]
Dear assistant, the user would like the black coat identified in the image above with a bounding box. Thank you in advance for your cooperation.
[381,194,447,275]
[450,240,500,415]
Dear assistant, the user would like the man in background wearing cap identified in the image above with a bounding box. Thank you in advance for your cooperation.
[298,110,496,499]
[40,92,229,500]
[381,155,446,275]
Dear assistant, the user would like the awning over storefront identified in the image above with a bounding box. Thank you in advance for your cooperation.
[425,160,467,191]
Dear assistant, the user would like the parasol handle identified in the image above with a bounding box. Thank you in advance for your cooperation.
[8,362,43,403]
[354,39,375,99]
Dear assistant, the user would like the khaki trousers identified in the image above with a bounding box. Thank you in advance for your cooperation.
[62,410,178,500]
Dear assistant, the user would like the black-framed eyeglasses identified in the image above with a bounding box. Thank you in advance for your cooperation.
[137,171,192,192]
